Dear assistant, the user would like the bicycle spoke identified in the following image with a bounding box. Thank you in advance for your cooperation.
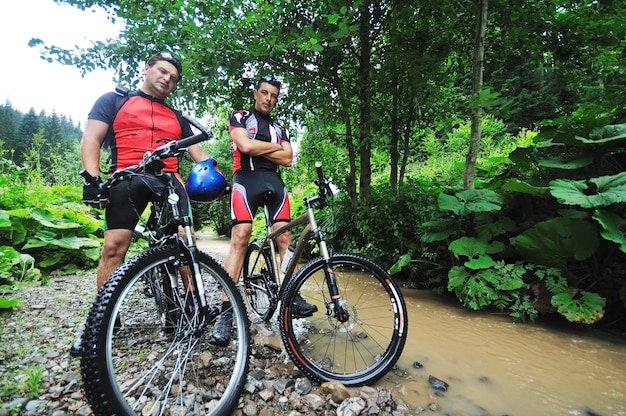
[280,254,407,386]
[81,246,249,415]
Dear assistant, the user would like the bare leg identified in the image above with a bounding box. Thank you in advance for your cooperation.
[223,223,253,286]
[97,229,133,289]
[273,222,291,259]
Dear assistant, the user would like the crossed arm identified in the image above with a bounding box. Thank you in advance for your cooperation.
[231,127,293,167]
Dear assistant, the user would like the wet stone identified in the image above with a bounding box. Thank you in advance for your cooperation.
[294,377,312,395]
[242,400,258,416]
[429,374,449,392]
[302,393,326,410]
[273,377,291,394]
[337,397,366,416]
[258,388,275,402]
[320,381,351,403]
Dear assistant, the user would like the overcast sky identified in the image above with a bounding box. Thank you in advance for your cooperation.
[0,0,123,124]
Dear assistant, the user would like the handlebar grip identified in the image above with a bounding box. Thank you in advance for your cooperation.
[315,161,324,182]
[183,114,214,139]
[174,132,210,151]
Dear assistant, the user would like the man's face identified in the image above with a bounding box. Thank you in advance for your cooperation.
[253,81,279,115]
[143,60,180,99]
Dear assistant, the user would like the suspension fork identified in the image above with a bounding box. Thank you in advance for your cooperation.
[166,177,209,334]
[308,206,349,323]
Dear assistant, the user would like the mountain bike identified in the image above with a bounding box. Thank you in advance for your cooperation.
[78,116,249,416]
[241,162,408,387]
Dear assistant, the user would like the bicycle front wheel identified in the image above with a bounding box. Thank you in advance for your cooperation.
[279,253,407,387]
[242,241,278,321]
[81,245,250,416]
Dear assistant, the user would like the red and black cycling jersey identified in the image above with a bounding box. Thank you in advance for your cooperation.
[228,108,290,174]
[88,89,192,174]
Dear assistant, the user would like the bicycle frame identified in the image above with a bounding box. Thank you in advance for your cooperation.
[242,163,406,386]
[249,176,349,322]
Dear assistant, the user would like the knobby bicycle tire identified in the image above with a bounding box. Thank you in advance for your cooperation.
[279,253,408,387]
[242,241,278,321]
[81,245,250,416]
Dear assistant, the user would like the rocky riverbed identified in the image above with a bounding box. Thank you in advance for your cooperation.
[0,239,449,416]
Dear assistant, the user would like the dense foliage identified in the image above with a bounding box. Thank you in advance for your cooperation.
[4,0,624,328]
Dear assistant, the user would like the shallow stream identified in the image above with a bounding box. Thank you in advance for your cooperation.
[381,289,626,415]
[198,236,626,415]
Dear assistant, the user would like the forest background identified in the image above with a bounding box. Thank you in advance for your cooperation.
[1,0,625,331]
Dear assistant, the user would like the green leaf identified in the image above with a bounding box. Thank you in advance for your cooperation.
[447,266,469,291]
[465,255,497,270]
[0,296,18,309]
[551,290,606,324]
[0,210,10,228]
[30,208,80,229]
[538,154,593,169]
[550,172,626,208]
[500,179,550,196]
[498,274,525,290]
[475,215,518,240]
[328,14,340,24]
[574,123,626,144]
[38,252,65,268]
[438,189,503,215]
[449,236,503,258]
[510,218,599,268]
[437,193,462,214]
[388,253,412,274]
[592,210,626,252]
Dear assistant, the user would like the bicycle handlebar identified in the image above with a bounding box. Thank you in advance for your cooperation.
[312,161,340,203]
[80,114,213,190]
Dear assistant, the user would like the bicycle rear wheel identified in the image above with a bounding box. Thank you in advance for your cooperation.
[81,245,249,416]
[279,253,407,387]
[242,241,278,321]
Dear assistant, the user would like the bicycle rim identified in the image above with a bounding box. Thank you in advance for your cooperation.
[81,245,249,416]
[279,253,408,387]
[242,242,277,321]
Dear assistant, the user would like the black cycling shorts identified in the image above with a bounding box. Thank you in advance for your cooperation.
[230,170,291,225]
[104,173,190,231]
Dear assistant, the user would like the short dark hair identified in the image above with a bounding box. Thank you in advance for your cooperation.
[147,52,183,82]
[256,75,281,90]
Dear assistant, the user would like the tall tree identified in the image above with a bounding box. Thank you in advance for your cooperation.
[14,109,39,165]
[463,0,488,190]
[0,103,19,157]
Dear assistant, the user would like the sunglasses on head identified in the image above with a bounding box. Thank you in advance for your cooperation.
[258,74,281,89]
[157,51,181,66]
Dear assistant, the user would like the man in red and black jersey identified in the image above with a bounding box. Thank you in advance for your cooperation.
[210,75,317,346]
[81,52,211,289]
[72,53,213,356]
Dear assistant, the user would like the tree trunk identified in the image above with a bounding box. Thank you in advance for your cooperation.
[390,66,399,193]
[399,104,414,189]
[358,0,372,205]
[331,71,358,211]
[463,0,488,190]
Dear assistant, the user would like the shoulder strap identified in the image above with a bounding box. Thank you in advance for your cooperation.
[102,86,130,150]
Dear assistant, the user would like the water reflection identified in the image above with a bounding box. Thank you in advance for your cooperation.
[379,289,626,415]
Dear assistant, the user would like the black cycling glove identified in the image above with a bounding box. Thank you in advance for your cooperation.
[82,176,108,207]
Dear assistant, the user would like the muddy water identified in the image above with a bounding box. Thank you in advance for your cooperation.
[197,236,626,415]
[380,289,626,415]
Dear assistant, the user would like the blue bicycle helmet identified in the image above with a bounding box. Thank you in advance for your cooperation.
[186,158,228,202]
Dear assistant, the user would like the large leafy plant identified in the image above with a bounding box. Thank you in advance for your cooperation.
[392,117,626,325]
[0,158,104,309]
